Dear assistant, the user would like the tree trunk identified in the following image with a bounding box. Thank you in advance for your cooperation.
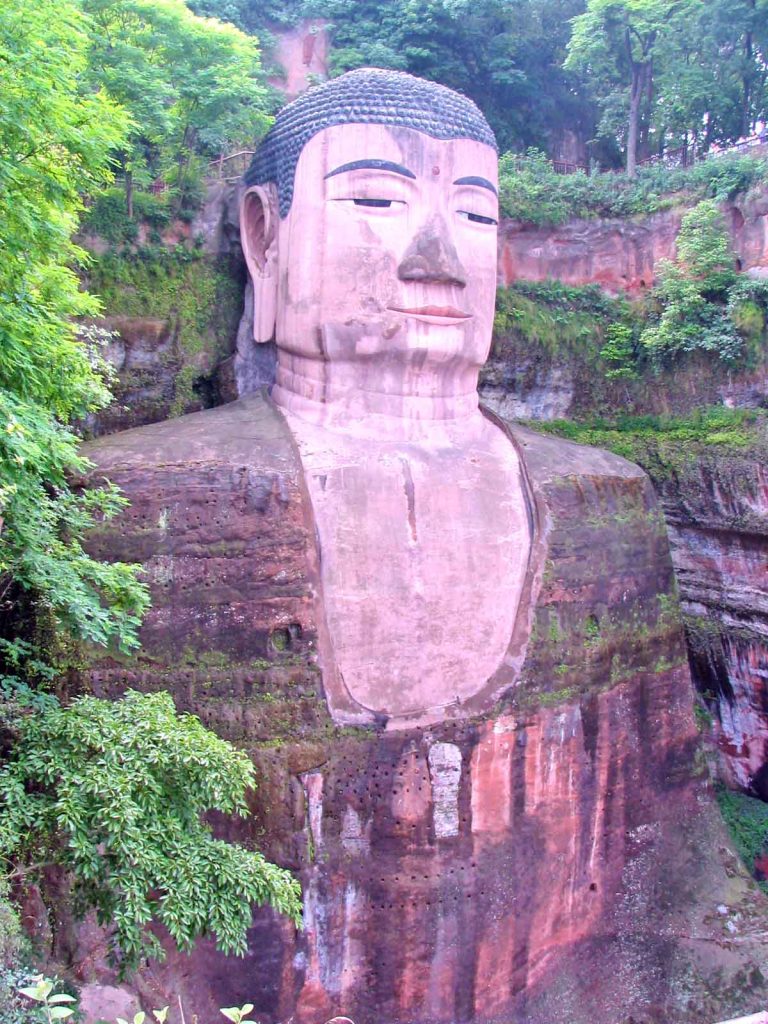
[743,29,753,136]
[125,169,133,220]
[627,64,642,177]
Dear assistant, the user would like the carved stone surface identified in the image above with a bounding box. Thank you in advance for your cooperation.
[79,394,768,1023]
[75,71,768,1022]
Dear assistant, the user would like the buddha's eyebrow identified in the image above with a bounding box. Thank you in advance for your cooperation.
[453,175,498,195]
[325,159,416,180]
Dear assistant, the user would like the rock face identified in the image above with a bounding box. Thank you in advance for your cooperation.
[497,174,768,296]
[78,394,768,1024]
[82,182,246,437]
[732,186,768,276]
[269,20,329,100]
[498,209,682,295]
[646,437,768,799]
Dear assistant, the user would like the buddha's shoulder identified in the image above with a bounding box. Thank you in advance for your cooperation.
[496,417,657,534]
[81,392,296,478]
[491,414,656,529]
[499,419,646,486]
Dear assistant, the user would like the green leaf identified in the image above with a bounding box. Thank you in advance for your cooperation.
[18,986,45,1002]
[49,1009,75,1020]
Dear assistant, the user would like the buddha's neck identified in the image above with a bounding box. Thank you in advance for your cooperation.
[272,349,486,444]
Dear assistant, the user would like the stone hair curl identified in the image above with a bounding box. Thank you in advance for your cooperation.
[244,67,497,217]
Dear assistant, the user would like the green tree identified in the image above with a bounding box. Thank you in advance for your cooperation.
[0,0,148,656]
[565,0,695,175]
[83,0,272,213]
[566,0,768,173]
[640,199,744,362]
[206,0,596,155]
[653,0,768,152]
[0,690,302,972]
[319,0,595,152]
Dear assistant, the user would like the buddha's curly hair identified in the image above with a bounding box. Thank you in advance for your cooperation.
[244,67,497,217]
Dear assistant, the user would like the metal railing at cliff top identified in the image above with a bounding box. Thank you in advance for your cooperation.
[510,130,768,177]
[146,129,768,194]
[207,149,256,181]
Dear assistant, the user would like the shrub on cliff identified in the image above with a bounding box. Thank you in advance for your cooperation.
[640,199,768,365]
[0,690,302,973]
[498,149,768,226]
[0,0,149,666]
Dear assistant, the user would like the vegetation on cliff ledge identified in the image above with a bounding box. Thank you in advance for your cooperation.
[492,200,768,389]
[531,406,764,465]
[498,149,768,227]
[717,788,768,894]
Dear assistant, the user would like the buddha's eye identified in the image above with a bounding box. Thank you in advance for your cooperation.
[458,210,498,225]
[353,198,394,208]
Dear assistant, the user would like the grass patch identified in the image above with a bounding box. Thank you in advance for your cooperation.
[530,407,762,463]
[717,786,768,892]
[494,281,626,355]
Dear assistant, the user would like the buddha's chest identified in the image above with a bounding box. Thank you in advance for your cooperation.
[287,417,532,720]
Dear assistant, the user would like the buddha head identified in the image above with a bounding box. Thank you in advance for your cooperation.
[240,68,499,421]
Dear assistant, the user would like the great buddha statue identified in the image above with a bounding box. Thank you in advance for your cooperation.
[239,68,533,727]
[79,69,767,1024]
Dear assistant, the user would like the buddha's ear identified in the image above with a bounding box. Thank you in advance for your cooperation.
[240,184,278,343]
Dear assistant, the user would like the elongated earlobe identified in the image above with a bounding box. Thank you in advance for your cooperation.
[240,185,278,343]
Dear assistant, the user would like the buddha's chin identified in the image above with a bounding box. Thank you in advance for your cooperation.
[319,317,482,367]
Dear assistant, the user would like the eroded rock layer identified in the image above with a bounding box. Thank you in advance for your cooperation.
[649,443,768,797]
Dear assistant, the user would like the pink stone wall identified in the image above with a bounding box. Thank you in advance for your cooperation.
[269,20,329,100]
[497,172,768,295]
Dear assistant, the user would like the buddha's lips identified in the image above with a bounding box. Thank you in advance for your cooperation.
[389,305,472,319]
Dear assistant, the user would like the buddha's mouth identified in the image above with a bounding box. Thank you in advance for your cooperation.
[388,305,472,323]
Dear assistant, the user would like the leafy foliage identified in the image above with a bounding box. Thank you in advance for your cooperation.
[174,0,768,174]
[600,322,641,380]
[195,0,595,154]
[0,690,302,973]
[0,0,149,657]
[82,0,272,210]
[640,199,768,364]
[189,0,306,31]
[566,0,768,173]
[0,872,35,1024]
[717,786,768,893]
[81,189,173,245]
[321,0,594,151]
[15,977,76,1023]
[498,149,768,225]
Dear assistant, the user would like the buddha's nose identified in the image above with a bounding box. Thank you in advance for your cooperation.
[397,215,467,287]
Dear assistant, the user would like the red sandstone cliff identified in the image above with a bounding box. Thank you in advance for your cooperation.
[485,190,768,813]
[497,181,768,295]
[71,396,768,1024]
